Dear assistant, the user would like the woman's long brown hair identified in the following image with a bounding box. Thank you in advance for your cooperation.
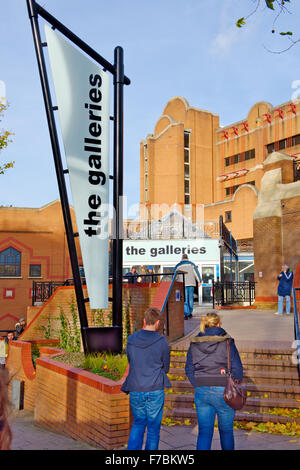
[0,369,12,450]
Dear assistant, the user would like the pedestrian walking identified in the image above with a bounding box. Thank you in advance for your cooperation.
[121,307,171,450]
[275,263,294,315]
[124,267,138,284]
[0,332,15,369]
[185,312,243,450]
[175,254,202,320]
[0,369,12,450]
[14,318,26,339]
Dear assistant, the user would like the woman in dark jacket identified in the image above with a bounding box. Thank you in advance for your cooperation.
[275,264,294,315]
[185,313,243,450]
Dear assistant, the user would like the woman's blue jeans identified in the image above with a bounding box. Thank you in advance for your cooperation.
[127,389,165,450]
[194,386,235,450]
[278,295,291,314]
[184,286,195,317]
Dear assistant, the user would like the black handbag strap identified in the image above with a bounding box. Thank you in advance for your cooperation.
[226,339,232,375]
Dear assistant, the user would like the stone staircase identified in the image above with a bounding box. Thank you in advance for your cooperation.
[164,345,300,425]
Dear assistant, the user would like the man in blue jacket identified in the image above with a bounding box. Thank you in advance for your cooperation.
[121,307,171,450]
[275,264,294,315]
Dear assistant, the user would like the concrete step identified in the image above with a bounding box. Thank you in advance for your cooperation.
[165,392,300,415]
[163,407,299,425]
[246,383,300,400]
[170,349,295,362]
[169,376,300,397]
[168,367,300,386]
[239,357,298,372]
[243,369,299,385]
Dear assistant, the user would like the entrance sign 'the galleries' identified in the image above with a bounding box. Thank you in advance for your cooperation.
[123,239,220,264]
[45,25,110,309]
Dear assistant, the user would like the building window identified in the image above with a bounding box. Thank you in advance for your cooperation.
[234,153,240,164]
[184,131,190,149]
[245,149,255,160]
[225,149,255,167]
[29,264,41,277]
[292,134,300,146]
[225,187,231,197]
[225,211,232,223]
[184,194,190,205]
[3,288,15,299]
[184,179,190,194]
[0,247,21,277]
[266,143,275,154]
[278,138,287,150]
[184,131,191,206]
[144,144,148,202]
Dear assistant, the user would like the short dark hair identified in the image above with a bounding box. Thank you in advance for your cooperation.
[144,307,162,325]
[182,254,188,260]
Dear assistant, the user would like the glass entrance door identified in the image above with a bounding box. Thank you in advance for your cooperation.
[201,266,215,304]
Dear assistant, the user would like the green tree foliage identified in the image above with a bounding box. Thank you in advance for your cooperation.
[0,103,14,174]
[236,0,299,52]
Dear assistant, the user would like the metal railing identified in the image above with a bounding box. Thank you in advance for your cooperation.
[32,273,178,305]
[292,287,300,378]
[212,281,255,308]
[123,219,220,240]
[32,278,86,305]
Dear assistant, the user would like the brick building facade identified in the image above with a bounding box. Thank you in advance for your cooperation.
[0,200,82,332]
[140,96,300,249]
[253,152,300,306]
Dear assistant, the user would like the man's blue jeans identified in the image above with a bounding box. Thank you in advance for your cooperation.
[127,389,165,450]
[184,286,195,317]
[194,386,235,450]
[278,295,291,314]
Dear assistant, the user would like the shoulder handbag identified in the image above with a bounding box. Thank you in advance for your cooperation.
[223,339,247,410]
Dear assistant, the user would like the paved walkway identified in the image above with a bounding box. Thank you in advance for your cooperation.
[8,306,300,451]
[180,306,295,350]
[10,410,300,450]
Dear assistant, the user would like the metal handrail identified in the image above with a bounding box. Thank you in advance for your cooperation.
[292,287,300,378]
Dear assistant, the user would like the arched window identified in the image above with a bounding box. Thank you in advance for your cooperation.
[0,247,21,277]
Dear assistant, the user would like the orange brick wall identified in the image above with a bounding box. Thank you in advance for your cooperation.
[6,340,130,449]
[6,340,37,411]
[0,200,81,323]
[34,354,130,450]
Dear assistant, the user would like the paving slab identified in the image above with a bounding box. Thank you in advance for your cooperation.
[177,307,295,351]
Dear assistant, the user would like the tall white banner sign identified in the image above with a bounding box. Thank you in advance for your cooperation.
[45,25,110,309]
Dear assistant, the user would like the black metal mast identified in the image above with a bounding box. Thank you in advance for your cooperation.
[26,0,130,353]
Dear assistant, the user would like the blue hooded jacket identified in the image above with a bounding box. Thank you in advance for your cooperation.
[277,269,293,297]
[121,329,171,393]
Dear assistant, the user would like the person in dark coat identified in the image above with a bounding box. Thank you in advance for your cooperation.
[275,264,294,315]
[121,307,171,450]
[124,267,138,284]
[185,313,243,450]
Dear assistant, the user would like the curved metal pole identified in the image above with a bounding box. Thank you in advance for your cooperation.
[26,0,89,353]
